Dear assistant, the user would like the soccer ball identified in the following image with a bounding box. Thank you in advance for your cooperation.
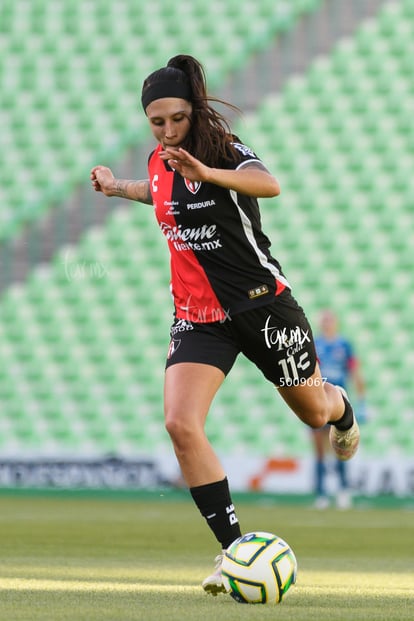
[221,531,297,604]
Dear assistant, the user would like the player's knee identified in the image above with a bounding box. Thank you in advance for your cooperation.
[300,403,330,429]
[164,412,198,447]
[307,412,329,429]
[164,414,182,441]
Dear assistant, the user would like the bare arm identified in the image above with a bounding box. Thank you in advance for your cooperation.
[159,148,280,198]
[205,162,280,198]
[90,165,153,205]
[113,178,153,204]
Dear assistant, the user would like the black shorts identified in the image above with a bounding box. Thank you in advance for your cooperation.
[165,290,317,387]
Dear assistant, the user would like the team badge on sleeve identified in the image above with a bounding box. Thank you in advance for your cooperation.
[232,143,257,158]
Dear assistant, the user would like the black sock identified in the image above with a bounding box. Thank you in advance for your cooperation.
[190,477,242,549]
[332,393,354,431]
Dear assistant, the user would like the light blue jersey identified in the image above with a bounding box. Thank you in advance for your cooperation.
[315,336,355,389]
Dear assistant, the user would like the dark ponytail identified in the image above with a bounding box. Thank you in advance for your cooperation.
[167,55,206,102]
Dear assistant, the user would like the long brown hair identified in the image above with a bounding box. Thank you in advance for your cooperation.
[144,55,242,167]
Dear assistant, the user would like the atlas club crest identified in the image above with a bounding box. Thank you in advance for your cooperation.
[184,178,201,194]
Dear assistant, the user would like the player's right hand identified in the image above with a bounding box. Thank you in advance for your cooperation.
[90,165,115,196]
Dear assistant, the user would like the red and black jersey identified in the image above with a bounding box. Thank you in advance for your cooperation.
[148,141,290,323]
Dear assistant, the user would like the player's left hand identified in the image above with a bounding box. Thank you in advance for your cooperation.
[158,147,209,183]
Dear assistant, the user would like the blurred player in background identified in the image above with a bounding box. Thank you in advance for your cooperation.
[91,55,360,595]
[312,309,366,509]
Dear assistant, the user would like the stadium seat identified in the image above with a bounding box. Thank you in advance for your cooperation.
[0,0,324,241]
[0,0,412,461]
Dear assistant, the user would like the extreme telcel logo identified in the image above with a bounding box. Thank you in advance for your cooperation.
[160,222,222,251]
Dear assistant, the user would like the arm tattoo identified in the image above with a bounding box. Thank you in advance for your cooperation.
[137,179,153,205]
[115,179,130,199]
[115,179,153,205]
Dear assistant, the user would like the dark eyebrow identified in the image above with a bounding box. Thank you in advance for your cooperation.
[148,110,188,121]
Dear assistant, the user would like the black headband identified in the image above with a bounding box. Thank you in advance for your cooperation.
[141,75,192,111]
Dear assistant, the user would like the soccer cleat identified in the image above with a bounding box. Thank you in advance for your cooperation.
[329,387,360,461]
[202,552,228,596]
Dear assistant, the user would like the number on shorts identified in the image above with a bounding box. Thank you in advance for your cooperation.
[278,352,310,385]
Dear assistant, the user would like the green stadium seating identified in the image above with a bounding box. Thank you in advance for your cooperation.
[0,0,323,241]
[0,0,413,461]
[231,1,414,455]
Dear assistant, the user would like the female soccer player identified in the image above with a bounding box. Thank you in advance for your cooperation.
[91,55,360,595]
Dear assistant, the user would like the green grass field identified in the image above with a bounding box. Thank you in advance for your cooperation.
[0,491,412,621]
